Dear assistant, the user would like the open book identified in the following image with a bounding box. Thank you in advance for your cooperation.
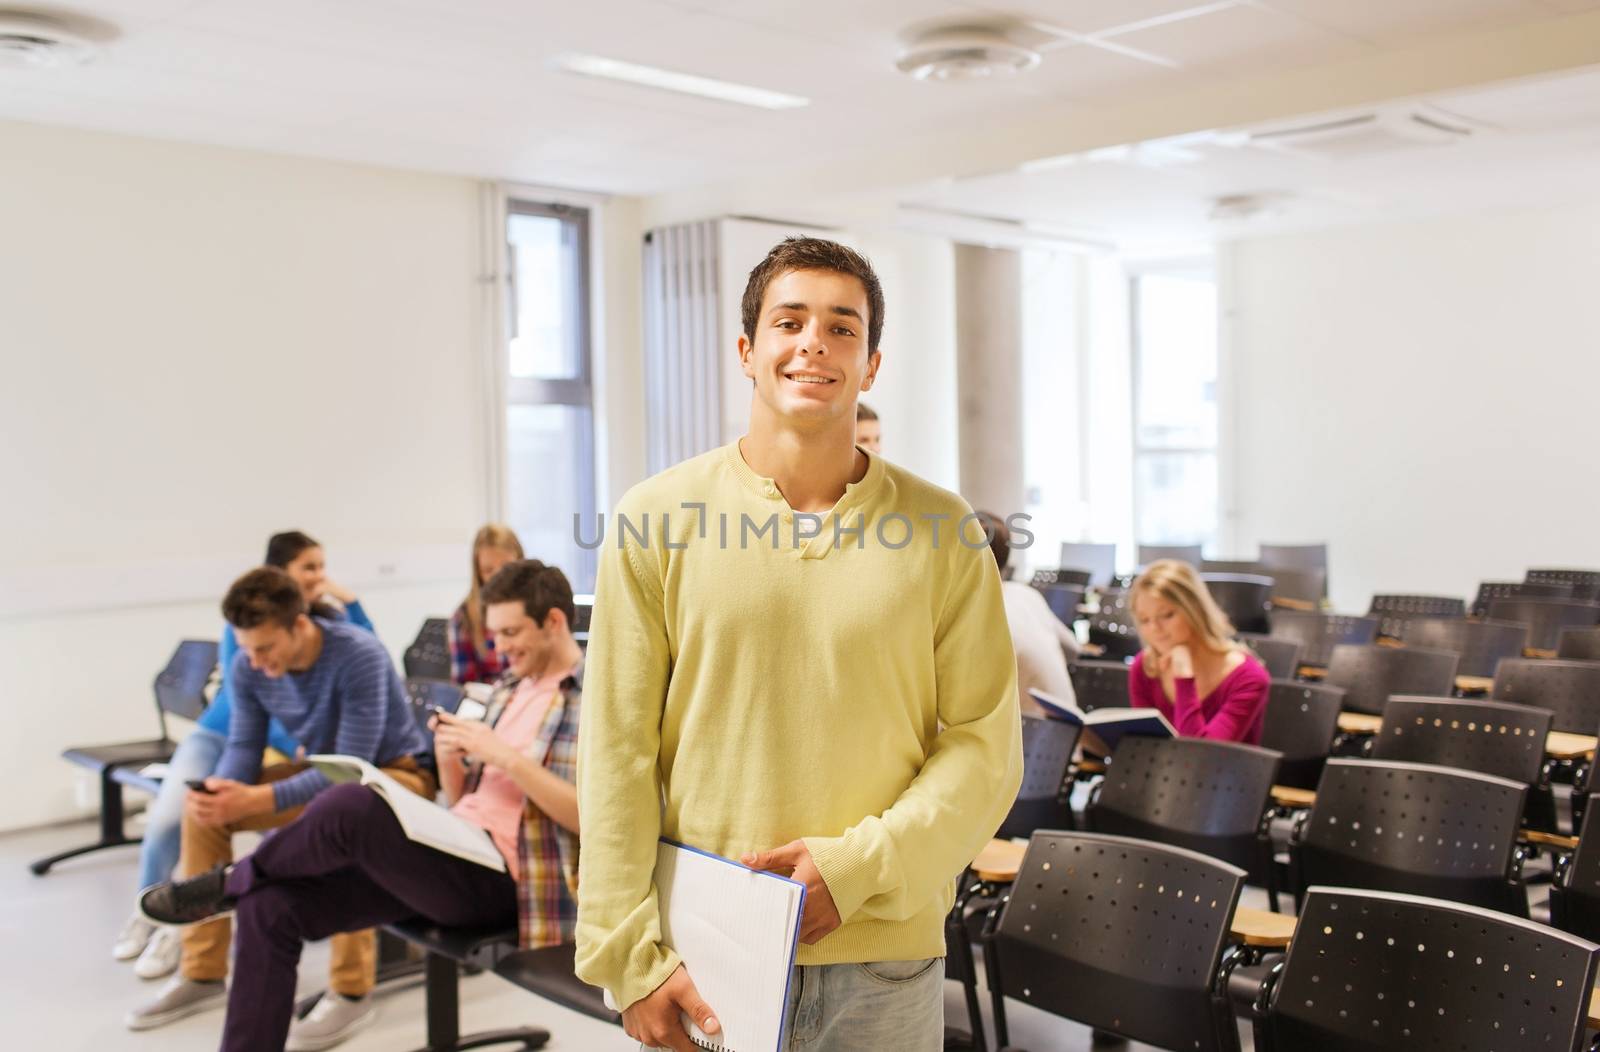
[307,754,505,872]
[1028,690,1176,756]
[655,839,806,1052]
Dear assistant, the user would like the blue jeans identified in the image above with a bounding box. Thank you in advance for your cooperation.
[136,728,226,891]
[781,958,944,1051]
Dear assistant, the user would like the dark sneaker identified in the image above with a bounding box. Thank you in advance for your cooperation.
[138,864,236,926]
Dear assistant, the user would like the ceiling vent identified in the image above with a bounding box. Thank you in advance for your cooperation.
[896,24,1040,82]
[1246,106,1479,159]
[0,13,99,68]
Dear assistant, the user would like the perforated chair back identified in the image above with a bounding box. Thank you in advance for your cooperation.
[1239,634,1302,680]
[404,678,464,749]
[997,715,1081,840]
[1559,625,1600,660]
[1472,579,1574,618]
[571,596,593,635]
[403,618,452,680]
[1259,543,1328,596]
[991,831,1244,1052]
[1059,542,1117,588]
[1551,799,1600,942]
[1488,597,1600,652]
[1261,886,1599,1052]
[1087,589,1141,661]
[1033,567,1092,589]
[1528,568,1600,602]
[1366,594,1466,640]
[1089,736,1280,877]
[1400,617,1528,678]
[1266,611,1378,668]
[1201,573,1273,634]
[1259,681,1345,790]
[154,640,219,723]
[1371,696,1551,787]
[1068,659,1131,713]
[1137,543,1201,567]
[1292,759,1528,915]
[1324,643,1459,716]
[1034,583,1085,628]
[1493,658,1600,734]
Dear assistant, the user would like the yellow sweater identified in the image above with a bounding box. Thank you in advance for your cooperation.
[574,442,1022,1009]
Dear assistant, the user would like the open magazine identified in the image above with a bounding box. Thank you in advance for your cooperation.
[307,754,505,872]
[1028,689,1176,756]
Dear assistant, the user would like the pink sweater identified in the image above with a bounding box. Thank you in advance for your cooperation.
[1127,651,1271,745]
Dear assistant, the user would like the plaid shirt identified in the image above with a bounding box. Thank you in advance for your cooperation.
[478,662,582,949]
[449,604,507,686]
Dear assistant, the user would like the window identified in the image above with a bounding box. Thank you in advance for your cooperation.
[1130,270,1218,553]
[505,200,597,592]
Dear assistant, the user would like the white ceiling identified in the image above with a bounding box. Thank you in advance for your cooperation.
[0,0,1593,196]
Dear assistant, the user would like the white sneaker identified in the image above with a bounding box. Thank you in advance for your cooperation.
[285,993,376,1051]
[124,975,227,1030]
[133,925,181,980]
[113,913,155,961]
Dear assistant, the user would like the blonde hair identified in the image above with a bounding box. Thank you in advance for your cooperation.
[464,524,524,656]
[1131,559,1238,675]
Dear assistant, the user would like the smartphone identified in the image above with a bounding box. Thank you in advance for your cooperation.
[185,779,215,794]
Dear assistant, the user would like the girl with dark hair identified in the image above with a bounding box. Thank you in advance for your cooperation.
[113,531,374,989]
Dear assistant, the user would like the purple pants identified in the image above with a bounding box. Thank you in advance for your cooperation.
[220,782,517,1052]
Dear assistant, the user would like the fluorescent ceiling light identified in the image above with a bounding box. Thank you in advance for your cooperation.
[554,53,809,110]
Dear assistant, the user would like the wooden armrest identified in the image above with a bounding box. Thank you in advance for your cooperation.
[1271,597,1316,611]
[1525,647,1558,659]
[1336,712,1383,735]
[1076,757,1107,775]
[1521,829,1580,851]
[1271,785,1317,808]
[1375,636,1404,648]
[1545,731,1598,761]
[1231,906,1296,949]
[1455,674,1493,694]
[1590,987,1600,1030]
[1296,664,1327,680]
[971,838,1025,884]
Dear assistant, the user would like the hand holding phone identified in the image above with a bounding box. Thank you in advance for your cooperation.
[185,779,215,795]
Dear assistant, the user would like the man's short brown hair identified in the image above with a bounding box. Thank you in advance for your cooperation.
[222,566,306,630]
[741,237,886,352]
[481,559,575,628]
[855,401,878,422]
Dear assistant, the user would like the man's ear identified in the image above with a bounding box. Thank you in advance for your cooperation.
[737,333,756,380]
[860,349,882,391]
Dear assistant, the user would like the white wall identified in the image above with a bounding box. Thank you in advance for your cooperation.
[1224,200,1600,613]
[0,119,488,831]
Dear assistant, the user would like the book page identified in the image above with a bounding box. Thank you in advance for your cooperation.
[307,754,504,872]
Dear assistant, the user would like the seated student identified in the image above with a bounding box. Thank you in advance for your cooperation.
[137,559,583,1052]
[978,511,1081,716]
[855,400,882,454]
[126,566,433,1046]
[1127,559,1270,743]
[114,530,373,982]
[449,524,524,685]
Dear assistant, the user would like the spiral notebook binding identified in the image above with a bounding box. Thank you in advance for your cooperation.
[690,1035,731,1052]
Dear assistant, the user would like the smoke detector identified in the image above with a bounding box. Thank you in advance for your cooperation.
[896,25,1040,82]
[0,13,100,68]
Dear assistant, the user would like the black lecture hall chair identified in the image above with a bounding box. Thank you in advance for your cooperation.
[1058,542,1118,590]
[1470,579,1573,618]
[1237,633,1302,681]
[997,714,1082,839]
[1493,657,1600,734]
[1488,597,1600,653]
[1557,625,1600,660]
[1366,593,1466,640]
[1259,681,1344,791]
[1032,580,1086,629]
[1067,658,1131,713]
[404,617,453,680]
[1136,543,1202,567]
[1253,886,1600,1052]
[1322,643,1458,716]
[1202,573,1273,635]
[1399,616,1528,679]
[1526,568,1600,602]
[1086,589,1142,662]
[1263,610,1378,669]
[1258,543,1328,599]
[32,640,217,876]
[984,831,1249,1052]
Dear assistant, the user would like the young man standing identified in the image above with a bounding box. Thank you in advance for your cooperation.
[135,559,584,1052]
[127,566,434,1048]
[576,237,1022,1051]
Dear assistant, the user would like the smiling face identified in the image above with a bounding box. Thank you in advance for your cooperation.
[738,268,880,432]
[1133,591,1194,656]
[485,599,565,680]
[235,616,312,678]
[282,546,327,605]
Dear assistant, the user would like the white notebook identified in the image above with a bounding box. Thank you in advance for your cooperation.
[307,754,505,872]
[655,839,807,1052]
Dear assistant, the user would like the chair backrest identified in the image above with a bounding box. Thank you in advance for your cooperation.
[1068,659,1131,712]
[1259,543,1328,596]
[1400,616,1529,678]
[1136,543,1201,567]
[1032,567,1092,589]
[403,677,465,747]
[1033,582,1085,628]
[403,617,452,679]
[1259,680,1345,790]
[1266,611,1378,667]
[1294,759,1528,914]
[1488,597,1600,652]
[1238,633,1302,680]
[1201,558,1265,576]
[571,595,593,635]
[1089,735,1281,876]
[992,831,1244,1052]
[1371,695,1551,786]
[155,640,220,724]
[1263,886,1599,1052]
[1086,588,1141,661]
[1527,568,1600,602]
[1558,625,1600,661]
[996,715,1082,840]
[1324,643,1459,716]
[1059,542,1117,588]
[1267,568,1327,606]
[1493,658,1600,734]
[1366,593,1467,639]
[1200,573,1273,634]
[1552,796,1600,943]
[1471,579,1574,618]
